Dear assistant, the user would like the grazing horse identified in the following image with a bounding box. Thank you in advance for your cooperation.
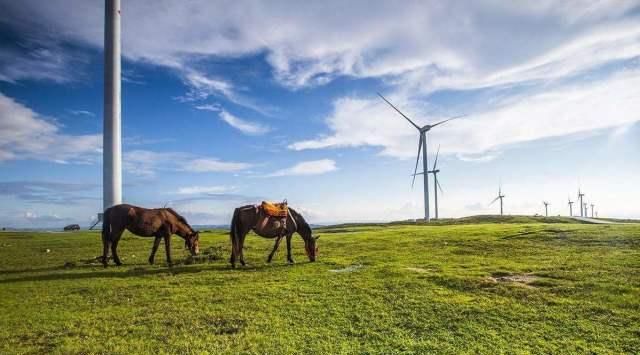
[101,204,200,267]
[229,204,318,268]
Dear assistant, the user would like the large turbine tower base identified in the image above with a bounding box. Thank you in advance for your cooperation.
[103,0,122,211]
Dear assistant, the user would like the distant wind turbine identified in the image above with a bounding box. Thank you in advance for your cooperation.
[490,186,505,216]
[578,189,585,217]
[568,196,574,217]
[543,201,550,217]
[583,202,588,218]
[378,93,464,222]
[590,203,595,218]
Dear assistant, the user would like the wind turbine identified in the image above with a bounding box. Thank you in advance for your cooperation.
[490,186,505,216]
[377,93,463,222]
[427,145,444,219]
[583,202,588,218]
[543,201,550,217]
[578,189,585,217]
[568,196,574,217]
[590,203,595,218]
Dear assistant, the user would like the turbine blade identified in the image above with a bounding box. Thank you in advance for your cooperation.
[411,136,423,188]
[490,196,500,205]
[432,144,440,170]
[436,178,444,194]
[377,93,421,130]
[430,114,466,129]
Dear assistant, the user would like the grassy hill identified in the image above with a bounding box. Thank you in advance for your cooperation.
[1,223,639,354]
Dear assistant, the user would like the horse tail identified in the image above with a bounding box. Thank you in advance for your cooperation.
[229,208,240,265]
[231,208,242,247]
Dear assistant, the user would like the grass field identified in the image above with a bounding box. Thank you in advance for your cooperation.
[1,222,639,354]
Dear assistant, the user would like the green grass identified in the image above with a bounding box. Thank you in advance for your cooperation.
[1,223,639,354]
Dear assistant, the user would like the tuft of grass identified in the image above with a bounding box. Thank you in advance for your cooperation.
[0,223,639,354]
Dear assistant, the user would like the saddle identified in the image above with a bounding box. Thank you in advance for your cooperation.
[261,200,289,218]
[255,200,290,237]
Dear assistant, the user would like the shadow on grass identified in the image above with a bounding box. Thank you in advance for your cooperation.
[0,259,307,283]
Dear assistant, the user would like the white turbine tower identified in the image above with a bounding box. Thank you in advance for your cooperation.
[543,201,550,217]
[568,196,574,217]
[377,93,463,222]
[103,0,122,212]
[590,203,595,218]
[427,145,444,219]
[578,189,585,217]
[490,186,505,216]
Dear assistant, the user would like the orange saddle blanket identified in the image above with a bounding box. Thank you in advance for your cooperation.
[261,200,288,217]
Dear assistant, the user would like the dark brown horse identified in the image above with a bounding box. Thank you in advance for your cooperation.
[229,204,318,268]
[101,204,200,267]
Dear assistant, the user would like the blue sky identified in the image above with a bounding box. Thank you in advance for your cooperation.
[1,0,639,227]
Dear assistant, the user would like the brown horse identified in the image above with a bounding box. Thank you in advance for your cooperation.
[101,204,200,267]
[229,204,318,268]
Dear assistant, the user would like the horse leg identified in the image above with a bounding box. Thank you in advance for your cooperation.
[148,236,162,265]
[111,231,124,266]
[239,231,248,266]
[286,234,294,264]
[267,236,284,263]
[164,234,173,267]
[230,241,237,269]
[102,238,111,268]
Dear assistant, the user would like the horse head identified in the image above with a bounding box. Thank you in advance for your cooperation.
[304,235,319,262]
[184,230,200,256]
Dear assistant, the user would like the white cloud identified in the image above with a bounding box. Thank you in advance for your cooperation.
[194,104,221,112]
[290,69,640,159]
[67,109,95,117]
[176,186,233,195]
[3,0,638,91]
[268,159,337,177]
[219,110,270,135]
[0,93,101,163]
[184,158,252,173]
[180,70,235,101]
[179,70,274,115]
[124,150,252,178]
[0,39,86,83]
[194,104,269,135]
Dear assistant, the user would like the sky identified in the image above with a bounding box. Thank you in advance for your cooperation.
[1,0,639,228]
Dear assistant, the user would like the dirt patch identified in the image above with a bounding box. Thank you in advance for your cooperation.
[487,273,538,287]
[329,264,363,273]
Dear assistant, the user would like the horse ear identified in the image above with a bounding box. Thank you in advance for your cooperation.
[314,235,320,240]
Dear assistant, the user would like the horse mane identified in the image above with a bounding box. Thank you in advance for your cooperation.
[165,208,194,232]
[289,208,311,236]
